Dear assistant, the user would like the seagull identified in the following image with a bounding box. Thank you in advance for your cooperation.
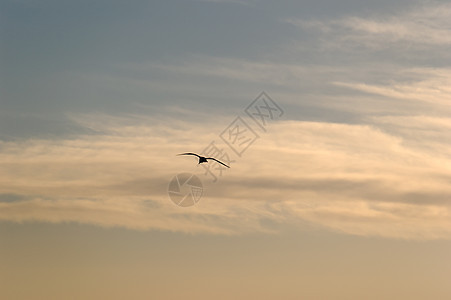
[177,153,230,168]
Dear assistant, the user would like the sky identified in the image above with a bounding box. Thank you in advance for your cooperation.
[1,0,451,299]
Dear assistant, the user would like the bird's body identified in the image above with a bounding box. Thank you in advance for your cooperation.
[177,153,230,168]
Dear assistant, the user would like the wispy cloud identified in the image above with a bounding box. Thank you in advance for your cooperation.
[341,4,451,46]
[121,56,330,89]
[286,2,451,46]
[333,67,451,107]
[1,114,451,239]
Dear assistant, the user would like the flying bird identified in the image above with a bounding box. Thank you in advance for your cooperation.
[177,153,230,168]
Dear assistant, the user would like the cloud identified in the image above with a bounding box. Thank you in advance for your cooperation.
[120,56,328,89]
[333,68,451,107]
[285,2,451,51]
[341,3,451,46]
[1,113,451,240]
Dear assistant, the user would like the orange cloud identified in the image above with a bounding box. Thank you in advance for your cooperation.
[1,115,451,239]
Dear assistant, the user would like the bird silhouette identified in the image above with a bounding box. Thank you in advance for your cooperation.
[177,153,230,168]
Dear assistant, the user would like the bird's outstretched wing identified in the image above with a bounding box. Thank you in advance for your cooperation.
[177,153,201,158]
[207,157,230,168]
